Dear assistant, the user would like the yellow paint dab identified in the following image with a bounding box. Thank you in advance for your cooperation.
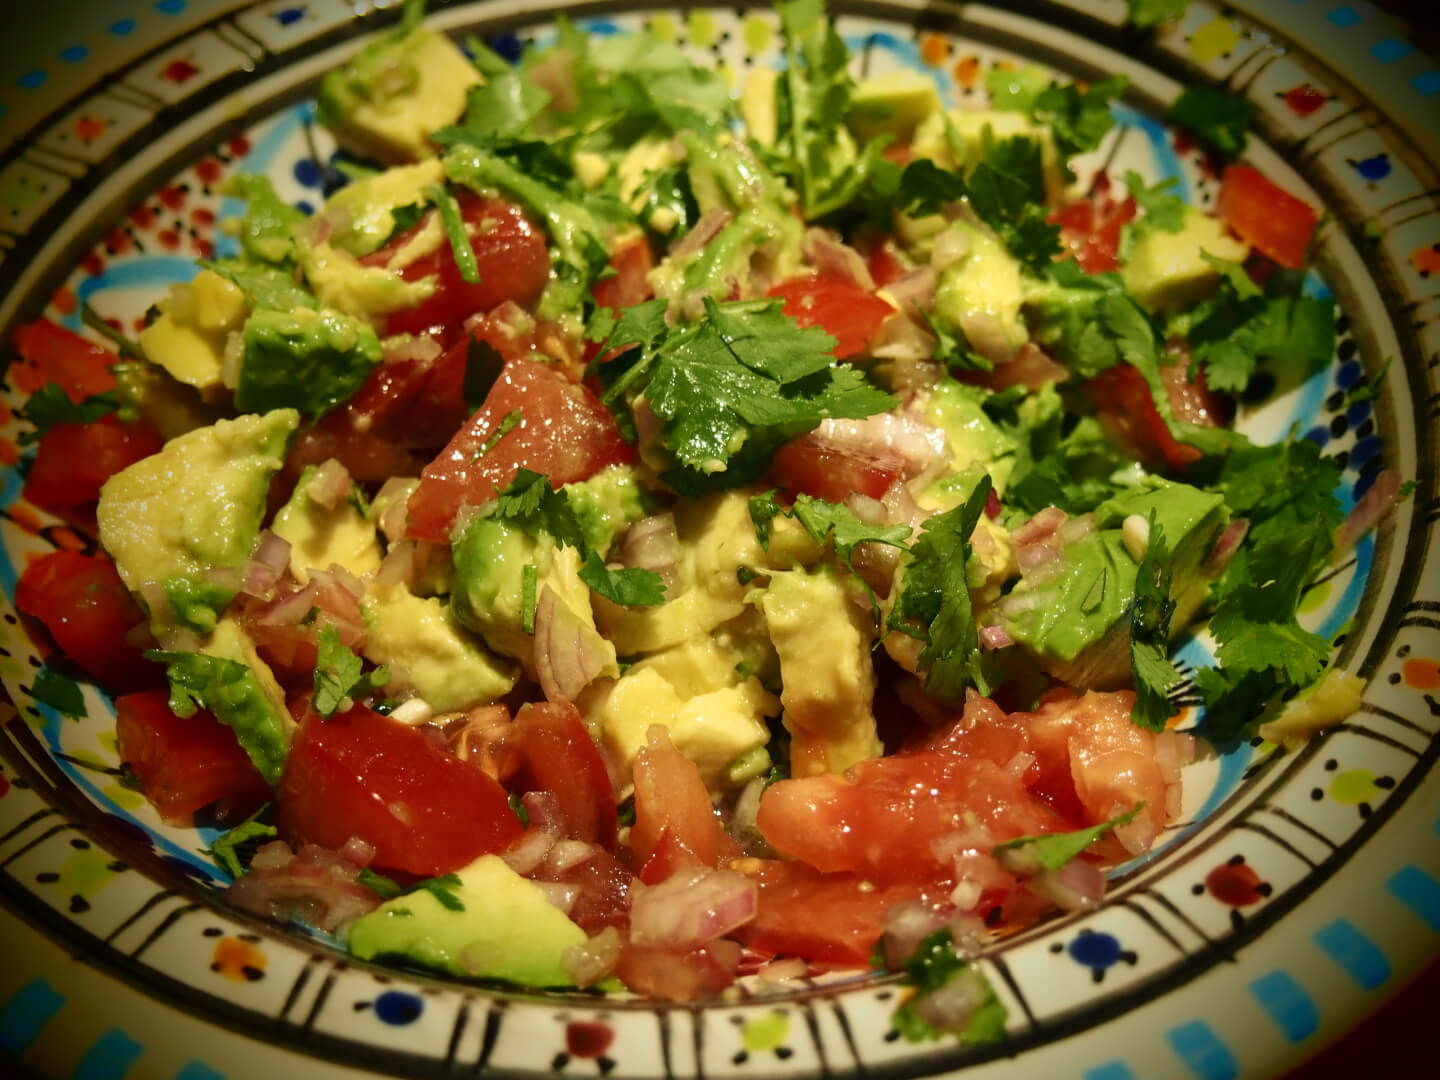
[1190,19,1242,65]
[211,937,267,983]
[742,1011,789,1052]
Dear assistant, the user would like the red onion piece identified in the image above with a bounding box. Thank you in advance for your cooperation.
[1012,507,1068,547]
[534,587,614,703]
[881,266,937,310]
[1015,540,1062,575]
[1027,858,1107,913]
[979,625,1014,650]
[563,926,622,988]
[241,530,292,601]
[226,840,381,933]
[811,413,948,479]
[803,227,875,290]
[621,513,679,588]
[967,341,1068,391]
[628,868,759,950]
[668,208,733,262]
[1205,519,1250,573]
[1335,469,1401,552]
[305,458,354,510]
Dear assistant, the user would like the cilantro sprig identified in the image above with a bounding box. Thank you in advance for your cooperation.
[993,803,1146,873]
[358,868,466,911]
[884,929,1007,1045]
[31,666,86,719]
[207,803,279,877]
[17,383,119,445]
[1166,86,1252,159]
[1129,516,1184,731]
[313,623,390,718]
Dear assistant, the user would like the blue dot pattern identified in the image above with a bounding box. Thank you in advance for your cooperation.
[292,158,323,188]
[1248,970,1318,1042]
[1413,71,1440,96]
[109,18,137,35]
[1313,919,1390,989]
[60,45,89,64]
[1369,38,1414,63]
[173,1064,225,1080]
[72,1028,143,1080]
[1085,1064,1137,1080]
[1068,931,1123,971]
[1166,1021,1238,1080]
[1385,866,1440,931]
[17,70,47,90]
[374,990,424,1025]
[0,978,65,1053]
[156,0,187,15]
[1326,6,1363,29]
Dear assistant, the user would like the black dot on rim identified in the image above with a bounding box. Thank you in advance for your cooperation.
[884,1031,901,1043]
[1359,803,1373,819]
[1311,788,1324,800]
[1250,735,1265,747]
[353,1001,370,1012]
[36,872,58,883]
[1338,338,1358,361]
[1325,390,1346,411]
[1324,758,1338,771]
[1376,776,1396,790]
[1399,644,1412,657]
[1192,883,1205,895]
[1354,418,1374,440]
[1050,942,1064,953]
[551,1053,570,1070]
[27,656,39,668]
[1228,854,1246,866]
[732,1051,749,1065]
[776,1048,794,1060]
[203,926,223,937]
[1389,672,1402,684]
[69,837,90,849]
[1329,414,1349,438]
[4,614,15,624]
[1333,450,1350,470]
[1337,314,1351,334]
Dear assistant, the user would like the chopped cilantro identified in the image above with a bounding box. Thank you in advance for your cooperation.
[1130,515,1183,731]
[17,383,119,445]
[1166,86,1251,159]
[80,301,145,360]
[617,796,637,827]
[888,929,1007,1045]
[521,563,539,635]
[894,159,968,217]
[1117,170,1185,260]
[1343,356,1391,406]
[1032,76,1126,163]
[748,490,783,551]
[357,868,465,911]
[313,623,390,717]
[966,135,1063,271]
[994,804,1146,874]
[921,309,994,373]
[475,409,523,458]
[578,549,667,607]
[382,202,426,245]
[789,494,912,605]
[422,183,480,284]
[31,666,86,719]
[357,867,404,899]
[509,791,530,827]
[207,803,278,877]
[886,476,993,702]
[492,469,588,550]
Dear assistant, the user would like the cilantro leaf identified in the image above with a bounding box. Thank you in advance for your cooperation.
[381,202,425,246]
[313,623,390,718]
[17,383,119,445]
[1129,515,1183,731]
[1128,0,1188,28]
[224,174,308,265]
[748,489,784,551]
[966,135,1062,271]
[32,666,86,719]
[888,929,1007,1045]
[476,409,523,458]
[578,549,666,607]
[1166,86,1251,159]
[521,563,538,635]
[207,803,278,877]
[357,868,466,911]
[492,469,588,550]
[894,158,969,217]
[886,476,993,702]
[1117,170,1185,260]
[993,803,1145,873]
[422,183,480,285]
[922,309,994,373]
[788,493,912,608]
[356,867,404,899]
[1032,76,1126,162]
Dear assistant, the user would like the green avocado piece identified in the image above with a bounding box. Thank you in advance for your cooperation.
[847,70,942,143]
[237,308,381,419]
[563,465,649,556]
[921,378,1018,490]
[346,854,588,986]
[1001,479,1228,688]
[97,409,299,634]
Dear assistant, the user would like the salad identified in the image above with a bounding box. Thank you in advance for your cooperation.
[5,0,1401,1038]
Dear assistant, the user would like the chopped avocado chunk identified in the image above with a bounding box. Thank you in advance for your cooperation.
[138,269,249,397]
[225,174,308,265]
[848,70,942,143]
[271,464,383,584]
[563,465,649,556]
[761,565,882,776]
[362,580,518,712]
[317,24,480,164]
[1121,206,1249,313]
[911,109,1065,205]
[586,635,776,789]
[299,241,438,319]
[111,360,226,441]
[346,854,588,985]
[98,410,299,633]
[237,308,381,418]
[322,159,446,256]
[921,378,1019,493]
[929,222,1030,366]
[1001,480,1229,688]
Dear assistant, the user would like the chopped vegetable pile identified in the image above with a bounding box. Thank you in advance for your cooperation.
[9,0,1401,1038]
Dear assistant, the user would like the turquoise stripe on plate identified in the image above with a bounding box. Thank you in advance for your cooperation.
[1370,38,1415,62]
[1386,866,1440,931]
[71,1029,142,1080]
[173,1063,224,1080]
[1166,1021,1237,1080]
[1313,919,1390,989]
[0,978,65,1053]
[1085,1063,1136,1080]
[1249,971,1318,1042]
[1326,5,1362,27]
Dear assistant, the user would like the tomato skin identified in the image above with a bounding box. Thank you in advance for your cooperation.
[11,320,117,401]
[614,941,738,1002]
[15,551,156,691]
[591,236,655,312]
[364,195,550,342]
[406,355,635,542]
[768,433,905,503]
[767,275,894,359]
[24,415,165,528]
[515,701,618,849]
[1051,173,1136,275]
[528,847,633,934]
[1089,361,1221,472]
[116,689,270,824]
[1217,164,1318,270]
[276,704,523,877]
[630,727,737,873]
[865,240,906,289]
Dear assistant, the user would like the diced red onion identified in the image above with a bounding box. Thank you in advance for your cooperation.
[621,513,679,588]
[1335,469,1401,552]
[534,587,614,703]
[381,334,441,366]
[881,477,927,531]
[980,625,1014,650]
[1113,813,1157,856]
[884,266,937,310]
[226,840,381,933]
[563,926,622,988]
[1013,507,1068,547]
[532,880,580,914]
[1205,519,1250,572]
[812,413,948,478]
[1016,540,1062,575]
[803,227,875,290]
[546,839,600,874]
[628,868,758,949]
[1027,858,1107,913]
[339,837,376,867]
[969,341,1068,391]
[1058,513,1097,545]
[908,966,997,1035]
[668,208,733,262]
[241,530,291,601]
[879,902,950,970]
[503,829,559,876]
[757,957,809,984]
[305,458,354,510]
[843,491,889,525]
[202,565,244,594]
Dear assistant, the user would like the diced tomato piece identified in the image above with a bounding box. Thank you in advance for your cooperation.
[1051,173,1137,275]
[865,239,906,289]
[514,701,618,849]
[15,551,156,691]
[768,432,905,503]
[1089,362,1217,471]
[363,194,551,342]
[116,689,270,824]
[1217,164,1318,271]
[406,355,635,542]
[24,415,164,530]
[737,861,946,965]
[630,727,737,873]
[10,320,117,402]
[767,275,894,359]
[614,940,739,1002]
[528,847,633,934]
[881,142,915,168]
[591,236,655,312]
[276,704,523,877]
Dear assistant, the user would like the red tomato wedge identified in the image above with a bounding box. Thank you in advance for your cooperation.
[1217,164,1318,270]
[591,236,655,312]
[116,689,270,824]
[406,355,634,543]
[363,194,550,342]
[528,847,633,934]
[10,319,117,402]
[767,275,894,359]
[276,703,523,877]
[514,701,618,849]
[15,551,156,691]
[24,415,164,530]
[768,432,905,503]
[1051,174,1137,275]
[1089,359,1223,472]
[630,727,737,874]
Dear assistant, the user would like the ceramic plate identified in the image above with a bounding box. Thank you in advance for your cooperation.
[1,2,1438,1078]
